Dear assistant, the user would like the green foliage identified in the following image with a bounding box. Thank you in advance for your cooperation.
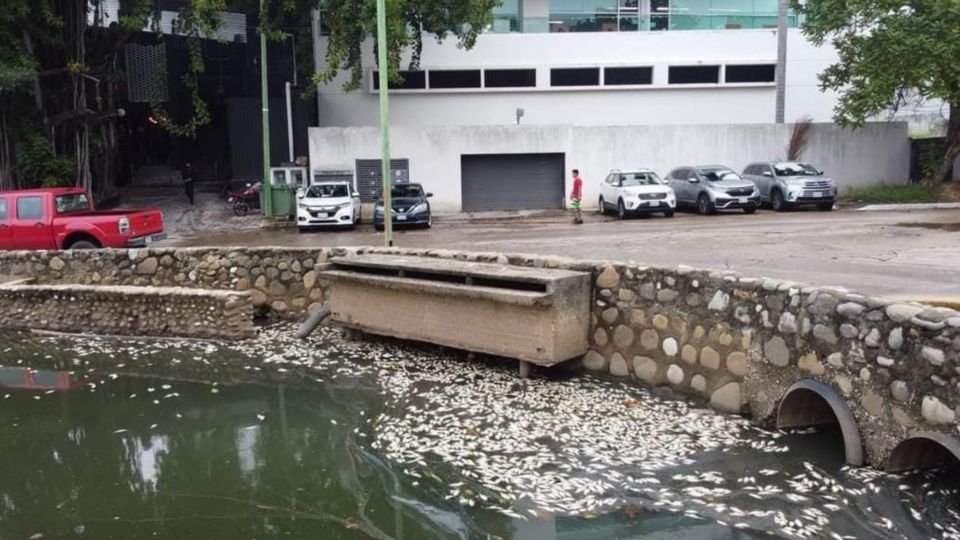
[796,0,960,128]
[316,0,501,92]
[839,184,945,204]
[15,135,75,188]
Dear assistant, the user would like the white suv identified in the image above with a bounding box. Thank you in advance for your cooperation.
[296,181,361,231]
[599,169,676,219]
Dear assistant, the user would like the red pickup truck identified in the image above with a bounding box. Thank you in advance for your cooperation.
[0,188,165,250]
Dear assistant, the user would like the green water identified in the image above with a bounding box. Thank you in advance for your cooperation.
[0,326,957,540]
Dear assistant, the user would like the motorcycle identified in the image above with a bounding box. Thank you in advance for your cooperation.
[228,182,262,216]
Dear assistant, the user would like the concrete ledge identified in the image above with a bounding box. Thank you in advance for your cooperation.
[0,283,255,340]
[857,202,960,212]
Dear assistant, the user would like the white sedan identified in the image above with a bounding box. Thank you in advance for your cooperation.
[599,169,676,219]
[296,181,361,231]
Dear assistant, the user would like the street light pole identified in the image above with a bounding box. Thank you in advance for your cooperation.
[775,0,787,124]
[376,0,393,246]
[260,0,274,216]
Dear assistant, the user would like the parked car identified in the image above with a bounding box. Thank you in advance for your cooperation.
[296,181,361,231]
[742,161,836,211]
[0,187,165,250]
[374,183,433,230]
[666,165,760,215]
[598,169,676,219]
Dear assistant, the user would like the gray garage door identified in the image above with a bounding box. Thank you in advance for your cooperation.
[461,153,565,212]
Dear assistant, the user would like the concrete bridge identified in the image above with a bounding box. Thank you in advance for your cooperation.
[0,246,958,471]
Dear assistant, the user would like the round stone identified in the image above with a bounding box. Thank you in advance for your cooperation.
[710,382,741,413]
[613,325,635,349]
[609,353,629,377]
[663,337,679,357]
[681,344,698,365]
[640,329,659,350]
[840,323,859,339]
[922,396,956,424]
[601,308,619,324]
[888,327,904,350]
[652,314,669,330]
[727,352,748,378]
[700,347,721,370]
[826,352,844,368]
[633,356,658,384]
[864,328,882,348]
[778,312,798,334]
[582,350,607,371]
[890,380,910,402]
[596,265,620,289]
[922,347,945,366]
[691,374,707,392]
[798,353,825,375]
[764,336,790,367]
[593,327,609,347]
[666,364,684,385]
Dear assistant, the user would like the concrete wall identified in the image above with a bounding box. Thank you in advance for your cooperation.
[314,28,837,127]
[0,283,255,340]
[0,246,957,466]
[309,122,910,213]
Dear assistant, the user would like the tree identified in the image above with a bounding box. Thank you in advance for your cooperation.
[795,0,960,182]
[316,0,501,91]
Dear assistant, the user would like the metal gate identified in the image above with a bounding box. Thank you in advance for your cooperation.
[460,153,565,212]
[355,159,409,202]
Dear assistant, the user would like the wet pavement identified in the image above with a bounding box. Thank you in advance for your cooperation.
[166,206,960,298]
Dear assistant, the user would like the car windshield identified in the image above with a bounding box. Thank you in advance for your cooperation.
[697,168,741,182]
[774,162,821,176]
[305,184,349,198]
[55,193,90,214]
[620,172,663,186]
[391,185,423,199]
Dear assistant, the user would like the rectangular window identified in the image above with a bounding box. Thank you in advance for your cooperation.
[0,198,6,220]
[55,194,91,214]
[373,70,426,90]
[484,69,537,88]
[668,65,720,84]
[550,67,600,87]
[725,64,776,83]
[16,196,43,220]
[428,70,481,89]
[604,66,653,85]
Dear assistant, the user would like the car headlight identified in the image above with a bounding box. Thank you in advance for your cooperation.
[409,202,428,214]
[298,203,309,209]
[334,202,350,212]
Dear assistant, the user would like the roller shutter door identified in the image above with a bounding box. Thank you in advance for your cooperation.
[461,153,565,212]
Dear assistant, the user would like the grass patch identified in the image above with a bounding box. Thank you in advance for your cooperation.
[839,184,946,204]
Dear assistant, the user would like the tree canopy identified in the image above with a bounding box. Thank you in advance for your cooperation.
[795,0,960,181]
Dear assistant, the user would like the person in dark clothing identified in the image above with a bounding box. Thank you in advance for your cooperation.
[183,162,195,205]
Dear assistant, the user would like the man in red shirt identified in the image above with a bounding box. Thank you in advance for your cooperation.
[570,169,583,224]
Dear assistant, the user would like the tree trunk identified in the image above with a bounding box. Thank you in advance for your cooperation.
[0,111,13,190]
[934,102,960,183]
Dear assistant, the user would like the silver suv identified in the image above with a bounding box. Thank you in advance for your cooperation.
[666,165,760,215]
[742,161,837,211]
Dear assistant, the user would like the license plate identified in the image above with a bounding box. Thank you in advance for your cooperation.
[738,197,748,204]
[397,214,407,221]
[816,192,825,198]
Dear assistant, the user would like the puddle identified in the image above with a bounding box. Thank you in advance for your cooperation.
[896,222,960,232]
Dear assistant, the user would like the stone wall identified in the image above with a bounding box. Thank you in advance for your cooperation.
[0,246,957,464]
[0,283,255,340]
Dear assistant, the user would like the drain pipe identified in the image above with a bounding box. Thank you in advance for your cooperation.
[295,303,332,339]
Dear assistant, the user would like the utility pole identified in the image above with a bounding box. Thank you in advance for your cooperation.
[775,0,787,124]
[260,0,274,216]
[376,0,393,246]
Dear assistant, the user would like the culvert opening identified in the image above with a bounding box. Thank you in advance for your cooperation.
[887,433,960,473]
[776,380,864,466]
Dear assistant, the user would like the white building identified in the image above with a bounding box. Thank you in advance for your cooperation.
[309,0,915,212]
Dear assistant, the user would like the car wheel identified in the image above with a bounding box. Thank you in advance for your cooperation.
[617,199,627,220]
[664,210,675,218]
[297,227,308,234]
[375,224,384,232]
[697,193,715,215]
[598,196,606,215]
[771,190,787,212]
[68,240,99,250]
[233,203,248,216]
[424,215,433,229]
[743,207,757,215]
[817,203,834,211]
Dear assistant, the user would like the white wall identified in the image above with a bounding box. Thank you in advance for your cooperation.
[309,122,910,213]
[314,28,840,127]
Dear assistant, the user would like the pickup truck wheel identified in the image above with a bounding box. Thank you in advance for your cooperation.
[68,240,99,250]
[697,193,715,215]
[771,190,787,212]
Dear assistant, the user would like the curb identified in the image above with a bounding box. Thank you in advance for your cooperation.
[856,202,960,212]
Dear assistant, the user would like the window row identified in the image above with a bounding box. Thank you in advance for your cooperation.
[372,64,775,91]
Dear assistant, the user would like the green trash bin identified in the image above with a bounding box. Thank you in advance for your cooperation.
[271,185,297,218]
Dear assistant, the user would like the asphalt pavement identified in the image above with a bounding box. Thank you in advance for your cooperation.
[168,207,960,298]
